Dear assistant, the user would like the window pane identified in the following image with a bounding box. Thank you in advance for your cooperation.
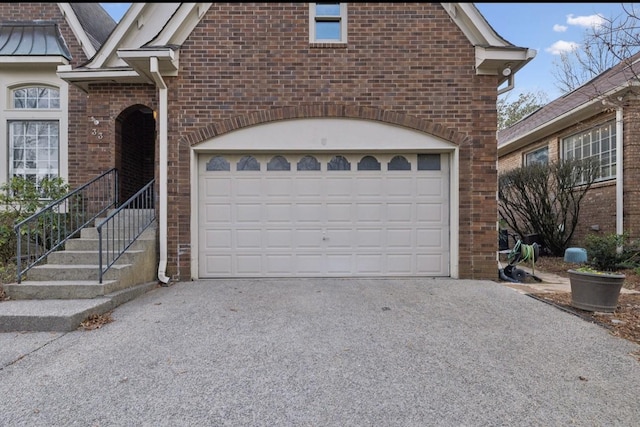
[316,21,340,40]
[525,147,548,166]
[12,86,60,109]
[9,120,59,185]
[562,121,616,183]
[237,155,260,171]
[417,154,440,171]
[297,155,321,171]
[388,156,411,171]
[327,155,350,171]
[267,155,291,171]
[316,3,340,16]
[357,155,380,171]
[206,156,230,171]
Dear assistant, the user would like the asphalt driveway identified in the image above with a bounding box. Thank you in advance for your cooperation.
[1,278,640,426]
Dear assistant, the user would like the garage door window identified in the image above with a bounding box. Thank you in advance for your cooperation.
[418,154,440,171]
[267,155,291,171]
[237,155,260,171]
[388,155,411,171]
[206,155,230,171]
[328,155,350,170]
[297,155,321,171]
[357,155,381,170]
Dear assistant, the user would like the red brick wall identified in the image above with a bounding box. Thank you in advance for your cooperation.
[498,104,640,248]
[82,3,500,280]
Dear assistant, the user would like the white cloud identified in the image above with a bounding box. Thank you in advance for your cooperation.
[553,24,568,32]
[545,40,580,55]
[566,13,606,28]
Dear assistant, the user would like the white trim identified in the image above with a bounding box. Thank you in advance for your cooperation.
[0,74,68,187]
[616,107,624,235]
[192,118,454,152]
[309,3,348,44]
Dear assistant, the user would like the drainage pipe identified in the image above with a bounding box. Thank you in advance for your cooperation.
[616,106,624,236]
[149,57,170,284]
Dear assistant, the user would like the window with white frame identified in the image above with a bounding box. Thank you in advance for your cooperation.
[562,120,616,182]
[8,86,61,186]
[309,3,347,43]
[524,146,549,166]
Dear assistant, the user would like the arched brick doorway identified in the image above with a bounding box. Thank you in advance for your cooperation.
[115,105,156,205]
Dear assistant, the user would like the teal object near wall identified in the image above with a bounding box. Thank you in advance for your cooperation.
[564,247,587,263]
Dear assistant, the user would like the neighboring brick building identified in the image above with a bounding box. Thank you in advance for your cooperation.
[6,3,536,281]
[498,52,640,246]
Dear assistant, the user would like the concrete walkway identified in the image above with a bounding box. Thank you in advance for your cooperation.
[500,265,640,295]
[1,278,640,426]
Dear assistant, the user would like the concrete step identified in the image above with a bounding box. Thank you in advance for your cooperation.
[47,249,144,266]
[0,281,160,332]
[4,279,121,300]
[65,235,155,251]
[26,263,132,282]
[80,223,156,239]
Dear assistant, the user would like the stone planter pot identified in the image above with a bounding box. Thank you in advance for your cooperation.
[568,269,625,312]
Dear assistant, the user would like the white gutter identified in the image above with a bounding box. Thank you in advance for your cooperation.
[616,106,624,236]
[149,56,170,284]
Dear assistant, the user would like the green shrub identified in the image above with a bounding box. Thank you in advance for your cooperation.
[0,176,69,264]
[583,232,640,272]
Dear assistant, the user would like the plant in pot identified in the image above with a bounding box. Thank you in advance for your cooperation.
[568,233,638,312]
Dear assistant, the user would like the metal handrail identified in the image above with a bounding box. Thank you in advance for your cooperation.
[15,168,118,283]
[97,179,155,283]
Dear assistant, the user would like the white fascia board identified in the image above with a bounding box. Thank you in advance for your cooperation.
[118,48,176,61]
[118,48,179,77]
[57,67,146,92]
[0,56,69,66]
[475,46,537,76]
[149,3,212,47]
[58,3,97,59]
[85,3,147,69]
[87,3,184,69]
[441,2,510,47]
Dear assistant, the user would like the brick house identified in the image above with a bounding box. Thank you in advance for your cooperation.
[4,3,536,281]
[497,52,640,247]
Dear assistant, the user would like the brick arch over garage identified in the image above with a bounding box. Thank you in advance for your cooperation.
[179,105,471,147]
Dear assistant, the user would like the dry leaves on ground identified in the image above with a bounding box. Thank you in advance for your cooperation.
[79,311,114,330]
[527,256,640,348]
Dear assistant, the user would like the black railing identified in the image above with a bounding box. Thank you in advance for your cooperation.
[97,179,155,284]
[15,169,118,283]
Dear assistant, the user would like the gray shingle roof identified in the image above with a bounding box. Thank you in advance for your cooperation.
[0,21,71,59]
[498,51,640,148]
[69,3,117,51]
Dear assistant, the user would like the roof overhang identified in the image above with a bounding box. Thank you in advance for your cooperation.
[57,65,143,92]
[475,46,537,86]
[497,84,634,157]
[117,48,178,80]
[0,56,69,66]
[57,48,177,92]
[441,3,537,86]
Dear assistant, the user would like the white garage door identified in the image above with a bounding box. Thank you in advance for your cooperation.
[198,153,449,277]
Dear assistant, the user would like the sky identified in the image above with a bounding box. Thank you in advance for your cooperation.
[100,3,631,102]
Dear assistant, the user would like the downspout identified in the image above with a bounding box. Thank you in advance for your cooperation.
[616,106,624,236]
[149,57,171,284]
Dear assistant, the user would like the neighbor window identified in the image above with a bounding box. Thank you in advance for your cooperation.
[309,3,347,43]
[524,146,549,166]
[8,86,61,186]
[562,121,616,182]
